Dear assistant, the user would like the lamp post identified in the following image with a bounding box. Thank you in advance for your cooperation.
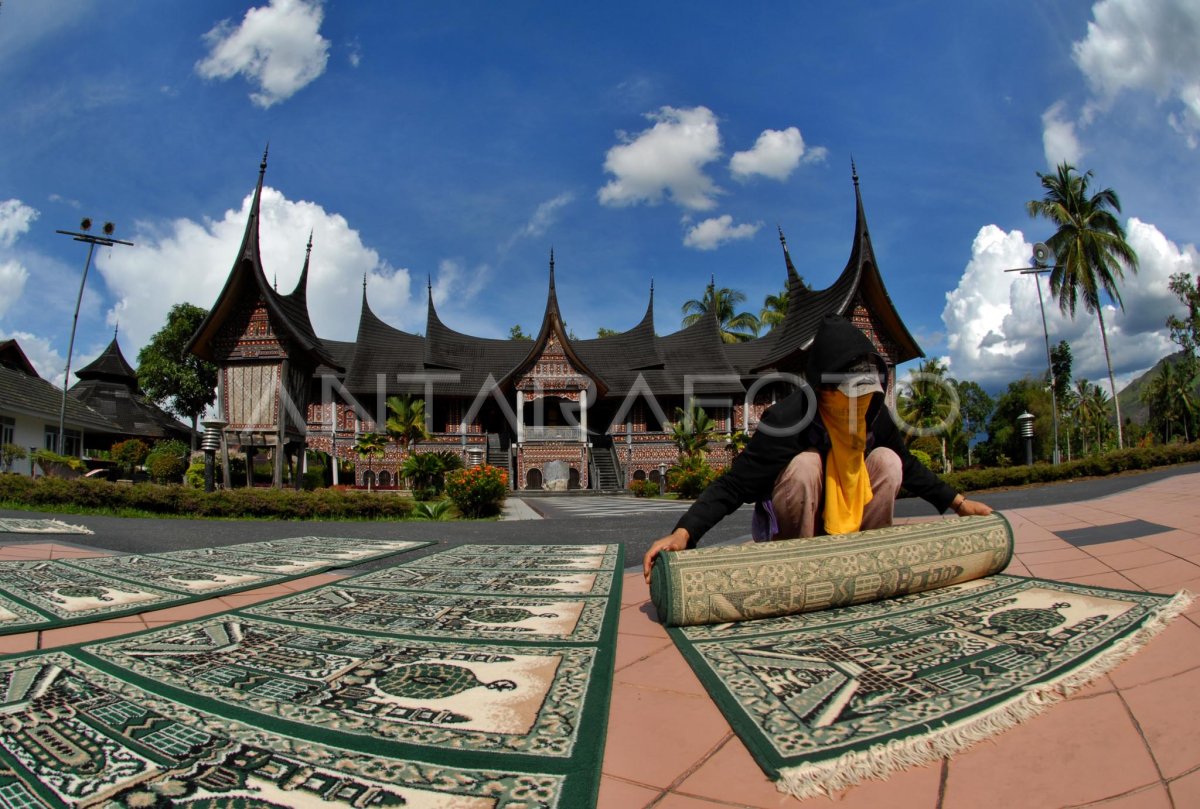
[200,419,226,492]
[1017,411,1035,466]
[1005,243,1060,464]
[658,462,667,496]
[54,219,134,454]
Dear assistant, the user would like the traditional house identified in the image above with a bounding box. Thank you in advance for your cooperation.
[0,339,119,474]
[189,154,922,491]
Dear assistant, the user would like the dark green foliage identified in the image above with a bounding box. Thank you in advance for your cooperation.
[938,442,1200,495]
[136,303,218,439]
[977,377,1056,465]
[444,465,507,518]
[144,439,190,485]
[32,449,86,475]
[0,475,416,520]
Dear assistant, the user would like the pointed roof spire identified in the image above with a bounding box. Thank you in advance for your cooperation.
[549,247,556,289]
[427,274,433,299]
[289,231,313,298]
[851,156,858,186]
[778,225,800,283]
[305,229,313,255]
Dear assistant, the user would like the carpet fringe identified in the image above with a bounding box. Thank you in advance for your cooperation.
[1,519,94,535]
[775,588,1195,801]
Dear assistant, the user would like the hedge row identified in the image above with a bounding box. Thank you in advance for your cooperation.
[940,441,1200,494]
[0,476,415,520]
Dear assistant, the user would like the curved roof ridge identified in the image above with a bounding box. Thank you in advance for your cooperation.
[74,336,137,384]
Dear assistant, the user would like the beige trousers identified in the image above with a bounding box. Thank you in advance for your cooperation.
[769,446,903,539]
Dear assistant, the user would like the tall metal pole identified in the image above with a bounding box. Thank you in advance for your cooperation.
[1005,257,1061,464]
[54,222,134,455]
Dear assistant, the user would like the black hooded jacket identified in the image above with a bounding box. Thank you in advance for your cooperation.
[674,314,958,546]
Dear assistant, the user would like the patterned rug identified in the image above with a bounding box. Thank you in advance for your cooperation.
[46,542,623,808]
[0,537,429,635]
[0,517,92,534]
[651,514,1014,626]
[667,573,1191,799]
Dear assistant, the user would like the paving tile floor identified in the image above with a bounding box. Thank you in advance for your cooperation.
[601,472,1200,809]
[2,473,1198,807]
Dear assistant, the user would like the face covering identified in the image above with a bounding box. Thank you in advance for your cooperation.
[818,389,873,534]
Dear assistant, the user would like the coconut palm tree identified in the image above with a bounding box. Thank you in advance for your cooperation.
[897,358,958,472]
[354,431,387,491]
[681,282,760,343]
[1026,163,1139,448]
[760,288,789,332]
[385,395,429,453]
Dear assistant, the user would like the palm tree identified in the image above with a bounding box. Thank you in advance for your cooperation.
[354,431,387,491]
[681,282,760,343]
[897,358,958,472]
[385,395,429,454]
[670,404,717,459]
[1027,163,1139,448]
[760,288,789,331]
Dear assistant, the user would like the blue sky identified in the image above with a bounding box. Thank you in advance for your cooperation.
[2,0,1198,398]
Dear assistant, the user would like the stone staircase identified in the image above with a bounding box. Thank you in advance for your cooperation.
[590,444,623,492]
[485,433,513,487]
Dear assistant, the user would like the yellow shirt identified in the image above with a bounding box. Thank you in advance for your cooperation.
[819,390,874,534]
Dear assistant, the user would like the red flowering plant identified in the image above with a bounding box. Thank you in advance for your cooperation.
[444,464,508,518]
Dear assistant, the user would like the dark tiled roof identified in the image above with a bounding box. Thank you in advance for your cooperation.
[574,295,664,375]
[75,338,137,384]
[0,340,39,377]
[0,365,119,433]
[343,293,440,394]
[69,379,192,440]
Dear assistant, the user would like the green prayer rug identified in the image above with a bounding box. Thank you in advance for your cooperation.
[0,649,582,807]
[0,517,92,534]
[69,542,623,808]
[0,538,429,635]
[667,573,1191,799]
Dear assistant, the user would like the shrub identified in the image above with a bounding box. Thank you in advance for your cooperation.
[412,499,455,520]
[110,439,151,477]
[185,461,206,489]
[910,449,933,470]
[302,469,325,491]
[1,443,27,473]
[0,475,415,520]
[629,479,659,498]
[145,440,190,485]
[444,464,507,518]
[667,454,720,500]
[31,449,86,477]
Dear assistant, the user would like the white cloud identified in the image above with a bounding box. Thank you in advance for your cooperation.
[682,215,761,251]
[0,262,29,319]
[1040,102,1085,167]
[598,106,722,211]
[96,186,421,361]
[0,199,38,248]
[196,0,330,109]
[940,220,1196,392]
[521,193,575,239]
[1073,0,1200,146]
[729,126,826,181]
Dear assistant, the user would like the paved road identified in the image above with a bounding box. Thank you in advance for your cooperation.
[4,462,1197,573]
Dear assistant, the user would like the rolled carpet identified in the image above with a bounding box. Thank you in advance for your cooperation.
[650,513,1013,626]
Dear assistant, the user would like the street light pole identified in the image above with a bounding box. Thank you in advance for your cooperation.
[54,220,134,455]
[1005,244,1061,464]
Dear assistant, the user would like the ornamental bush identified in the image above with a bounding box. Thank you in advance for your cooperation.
[444,464,507,518]
[110,439,151,477]
[667,454,720,500]
[145,440,190,485]
[628,479,659,498]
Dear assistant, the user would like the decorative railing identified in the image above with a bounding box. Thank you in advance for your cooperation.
[523,426,582,442]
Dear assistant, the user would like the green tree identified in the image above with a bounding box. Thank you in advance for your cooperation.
[1050,340,1073,404]
[681,283,760,343]
[979,377,1054,466]
[759,288,789,331]
[508,325,532,341]
[670,404,716,459]
[1026,163,1139,448]
[1141,360,1198,443]
[354,431,387,491]
[952,380,994,467]
[384,395,429,453]
[137,303,218,448]
[596,327,620,338]
[896,358,957,472]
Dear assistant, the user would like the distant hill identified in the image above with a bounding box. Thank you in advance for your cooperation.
[1117,352,1192,425]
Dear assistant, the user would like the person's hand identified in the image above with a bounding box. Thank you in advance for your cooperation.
[952,496,992,517]
[643,528,690,583]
